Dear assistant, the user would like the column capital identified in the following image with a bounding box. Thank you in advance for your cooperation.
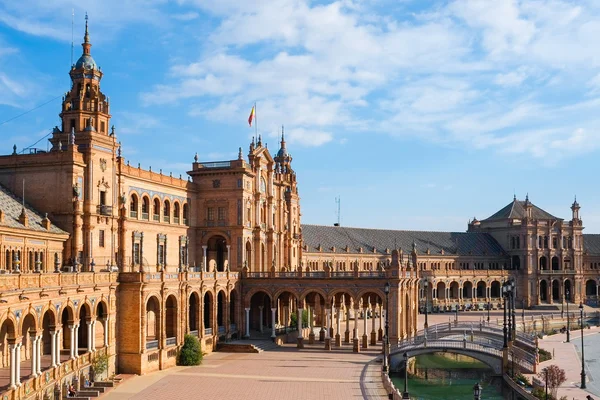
[245,307,250,312]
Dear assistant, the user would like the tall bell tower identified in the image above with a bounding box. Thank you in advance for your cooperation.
[49,15,119,269]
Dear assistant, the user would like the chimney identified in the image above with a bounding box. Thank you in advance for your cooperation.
[19,208,29,227]
[42,213,51,230]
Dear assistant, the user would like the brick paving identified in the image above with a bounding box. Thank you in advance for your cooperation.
[103,343,388,400]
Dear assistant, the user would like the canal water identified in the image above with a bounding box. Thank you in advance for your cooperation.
[391,353,504,400]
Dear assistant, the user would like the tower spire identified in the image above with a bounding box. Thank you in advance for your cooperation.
[82,12,91,55]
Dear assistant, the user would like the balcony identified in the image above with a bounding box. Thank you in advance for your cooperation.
[142,212,149,220]
[153,214,160,222]
[166,337,177,347]
[130,210,138,218]
[146,340,159,350]
[174,217,180,224]
[96,205,113,216]
[204,328,213,336]
[163,215,170,223]
[183,218,188,226]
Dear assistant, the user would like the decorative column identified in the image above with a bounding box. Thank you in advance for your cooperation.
[334,305,341,346]
[362,305,368,349]
[50,331,57,368]
[30,333,38,377]
[87,321,93,352]
[353,308,360,352]
[271,308,277,339]
[370,303,377,345]
[54,330,61,366]
[36,335,42,375]
[74,324,80,358]
[378,304,384,341]
[202,246,208,271]
[15,343,22,387]
[297,307,304,348]
[319,304,325,342]
[244,308,250,338]
[91,320,97,351]
[324,307,332,350]
[69,325,76,359]
[9,340,16,389]
[329,304,334,338]
[308,306,315,344]
[104,318,109,347]
[344,306,351,344]
[258,306,264,333]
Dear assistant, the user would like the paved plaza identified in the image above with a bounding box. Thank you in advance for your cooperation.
[103,343,387,400]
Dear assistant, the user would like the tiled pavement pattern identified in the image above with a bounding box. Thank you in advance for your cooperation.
[103,344,388,400]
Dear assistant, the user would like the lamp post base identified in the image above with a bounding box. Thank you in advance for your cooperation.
[581,372,587,389]
[402,392,410,399]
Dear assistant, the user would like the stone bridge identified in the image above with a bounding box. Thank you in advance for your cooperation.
[389,323,538,375]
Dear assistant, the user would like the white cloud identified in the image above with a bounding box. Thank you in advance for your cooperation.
[285,128,333,147]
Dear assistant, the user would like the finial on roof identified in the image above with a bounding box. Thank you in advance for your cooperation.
[412,240,417,252]
[194,152,198,163]
[257,134,262,146]
[238,147,243,160]
[513,193,516,201]
[525,193,529,201]
[110,125,115,136]
[12,144,17,155]
[84,12,90,43]
[282,125,285,142]
[70,127,75,145]
[117,142,122,158]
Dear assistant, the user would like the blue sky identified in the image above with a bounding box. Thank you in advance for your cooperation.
[1,0,600,233]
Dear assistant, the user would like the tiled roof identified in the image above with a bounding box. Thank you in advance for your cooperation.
[301,224,506,257]
[483,198,560,221]
[0,184,67,235]
[583,234,600,256]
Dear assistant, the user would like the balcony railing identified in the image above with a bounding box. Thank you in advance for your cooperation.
[142,212,149,220]
[174,217,180,224]
[229,324,237,332]
[146,340,159,350]
[218,326,226,335]
[163,215,170,223]
[130,210,138,218]
[166,337,177,347]
[204,328,213,336]
[183,218,188,225]
[97,205,113,216]
[153,214,160,221]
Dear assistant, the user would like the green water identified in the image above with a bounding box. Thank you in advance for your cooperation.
[390,354,504,400]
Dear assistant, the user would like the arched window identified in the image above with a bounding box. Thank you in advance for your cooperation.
[183,203,189,226]
[174,202,181,224]
[130,194,139,218]
[260,177,266,193]
[142,196,150,220]
[153,198,160,221]
[163,200,171,223]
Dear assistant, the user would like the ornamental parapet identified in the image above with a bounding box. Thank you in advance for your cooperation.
[0,271,117,291]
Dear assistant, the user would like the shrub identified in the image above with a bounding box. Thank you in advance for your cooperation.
[538,348,552,362]
[515,372,531,387]
[289,310,309,328]
[178,334,203,366]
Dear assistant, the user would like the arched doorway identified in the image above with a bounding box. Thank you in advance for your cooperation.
[229,290,238,338]
[462,281,473,299]
[207,236,227,272]
[41,310,55,370]
[563,280,572,301]
[95,302,108,349]
[78,305,90,354]
[0,319,16,369]
[21,313,36,378]
[189,292,199,335]
[540,280,548,302]
[539,256,547,270]
[146,296,160,350]
[551,256,559,271]
[249,291,272,335]
[449,282,459,300]
[275,291,298,333]
[203,292,213,335]
[165,295,177,345]
[476,281,486,299]
[61,307,74,358]
[552,280,560,302]
[436,282,446,300]
[490,281,501,298]
[217,291,226,336]
[586,280,598,296]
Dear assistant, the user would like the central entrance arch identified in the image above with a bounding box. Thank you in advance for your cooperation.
[207,235,228,272]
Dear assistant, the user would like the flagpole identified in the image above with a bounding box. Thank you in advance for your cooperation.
[254,101,258,137]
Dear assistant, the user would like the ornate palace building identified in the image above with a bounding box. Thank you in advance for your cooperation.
[0,18,597,400]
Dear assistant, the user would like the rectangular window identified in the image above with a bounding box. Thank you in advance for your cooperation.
[237,200,242,225]
[237,179,242,188]
[218,207,225,220]
[99,230,105,247]
[516,237,520,249]
[100,121,105,133]
[552,236,557,249]
[133,243,141,265]
[100,191,107,206]
[158,244,165,265]
[70,119,76,131]
[207,207,214,221]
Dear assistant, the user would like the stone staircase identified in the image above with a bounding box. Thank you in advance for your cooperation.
[218,339,280,353]
[70,377,122,399]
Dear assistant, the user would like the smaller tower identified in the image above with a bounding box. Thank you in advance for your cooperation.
[571,196,580,221]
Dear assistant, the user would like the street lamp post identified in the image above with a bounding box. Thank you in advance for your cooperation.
[580,303,586,389]
[522,299,525,325]
[510,280,516,341]
[455,304,459,325]
[502,282,508,349]
[424,280,429,329]
[383,282,390,373]
[473,382,482,400]
[487,301,491,324]
[566,289,571,343]
[561,294,565,318]
[402,352,410,399]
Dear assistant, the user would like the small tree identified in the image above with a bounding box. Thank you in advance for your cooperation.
[91,353,109,381]
[538,364,566,399]
[178,334,202,366]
